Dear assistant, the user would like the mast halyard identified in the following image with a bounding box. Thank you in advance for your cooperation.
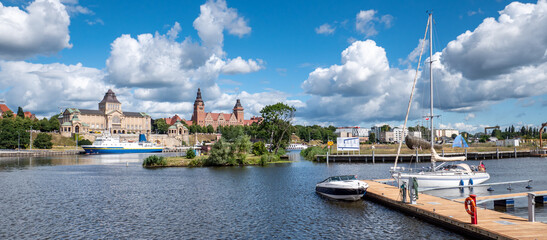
[428,13,435,169]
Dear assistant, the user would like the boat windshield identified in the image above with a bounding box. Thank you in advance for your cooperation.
[323,175,357,182]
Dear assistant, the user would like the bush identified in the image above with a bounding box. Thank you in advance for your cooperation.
[142,155,167,167]
[188,158,203,167]
[33,133,53,149]
[300,146,327,161]
[186,148,196,159]
[78,139,92,146]
[251,141,267,156]
[259,153,280,166]
[205,139,233,166]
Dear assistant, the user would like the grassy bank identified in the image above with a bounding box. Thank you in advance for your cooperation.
[143,153,291,168]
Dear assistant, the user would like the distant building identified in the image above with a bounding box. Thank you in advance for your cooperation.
[24,111,36,120]
[0,103,12,118]
[380,131,395,143]
[162,114,192,126]
[435,129,459,139]
[190,88,261,129]
[59,89,152,136]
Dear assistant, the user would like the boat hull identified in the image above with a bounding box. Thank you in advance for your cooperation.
[315,181,368,201]
[83,147,164,154]
[392,172,490,190]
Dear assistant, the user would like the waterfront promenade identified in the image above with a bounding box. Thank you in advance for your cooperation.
[0,149,83,157]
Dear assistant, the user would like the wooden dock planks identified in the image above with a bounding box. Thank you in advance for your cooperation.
[453,191,547,203]
[363,180,547,240]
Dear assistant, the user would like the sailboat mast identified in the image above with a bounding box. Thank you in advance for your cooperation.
[429,13,435,166]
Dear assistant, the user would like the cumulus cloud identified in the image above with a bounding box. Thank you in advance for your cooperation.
[193,0,251,56]
[442,0,547,80]
[355,10,393,37]
[315,23,336,35]
[301,40,419,125]
[0,60,106,115]
[439,122,479,133]
[0,0,72,60]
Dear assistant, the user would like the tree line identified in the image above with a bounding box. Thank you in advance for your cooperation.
[0,108,60,149]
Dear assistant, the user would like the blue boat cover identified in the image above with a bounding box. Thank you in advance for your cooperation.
[452,135,469,148]
[139,134,147,142]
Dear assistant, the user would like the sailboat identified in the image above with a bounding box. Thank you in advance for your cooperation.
[390,13,490,190]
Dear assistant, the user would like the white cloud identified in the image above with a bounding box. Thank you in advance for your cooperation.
[0,60,106,115]
[355,10,392,37]
[222,57,263,74]
[442,0,547,80]
[106,0,262,102]
[439,122,479,133]
[465,113,475,121]
[315,23,336,35]
[0,0,72,60]
[193,0,251,56]
[301,40,420,125]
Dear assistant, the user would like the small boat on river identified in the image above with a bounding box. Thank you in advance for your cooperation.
[315,175,369,201]
[286,143,308,151]
[82,134,164,154]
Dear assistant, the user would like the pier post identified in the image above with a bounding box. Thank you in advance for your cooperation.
[442,150,444,157]
[496,148,499,159]
[528,193,536,222]
[514,147,517,158]
[416,148,419,163]
[465,149,467,159]
[372,150,375,164]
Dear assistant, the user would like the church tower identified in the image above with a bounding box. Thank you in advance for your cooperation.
[233,99,244,124]
[191,88,205,125]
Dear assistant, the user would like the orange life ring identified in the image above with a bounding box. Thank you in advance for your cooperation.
[464,197,476,215]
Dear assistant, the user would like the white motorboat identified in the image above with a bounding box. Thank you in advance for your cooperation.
[286,143,308,151]
[315,175,369,201]
[390,13,489,190]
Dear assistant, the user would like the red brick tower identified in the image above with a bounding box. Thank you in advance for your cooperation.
[233,99,244,124]
[191,88,205,125]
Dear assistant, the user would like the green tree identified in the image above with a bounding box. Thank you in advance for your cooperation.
[49,114,60,132]
[260,103,296,154]
[380,124,391,132]
[155,119,169,134]
[186,148,196,159]
[369,132,376,143]
[2,110,13,118]
[17,107,24,118]
[79,139,92,146]
[451,134,457,139]
[251,141,267,156]
[206,125,214,133]
[33,133,53,149]
[205,138,234,166]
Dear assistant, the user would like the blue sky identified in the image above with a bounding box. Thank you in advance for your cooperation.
[0,0,545,133]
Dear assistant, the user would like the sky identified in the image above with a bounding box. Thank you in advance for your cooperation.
[0,0,545,133]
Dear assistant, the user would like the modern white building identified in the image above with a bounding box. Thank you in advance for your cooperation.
[435,129,459,138]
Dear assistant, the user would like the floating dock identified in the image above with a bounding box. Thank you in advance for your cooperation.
[363,180,547,240]
[317,150,533,163]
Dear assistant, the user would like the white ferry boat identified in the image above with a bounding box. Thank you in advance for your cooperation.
[82,134,163,154]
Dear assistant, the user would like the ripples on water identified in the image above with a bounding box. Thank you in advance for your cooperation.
[8,153,546,239]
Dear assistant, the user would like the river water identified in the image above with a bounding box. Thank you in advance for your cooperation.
[0,152,544,239]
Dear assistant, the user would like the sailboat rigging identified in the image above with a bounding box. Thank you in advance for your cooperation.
[390,13,490,190]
